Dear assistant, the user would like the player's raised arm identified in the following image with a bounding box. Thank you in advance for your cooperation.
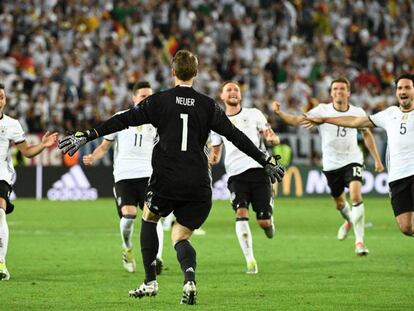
[83,139,112,165]
[272,100,305,126]
[17,131,58,158]
[305,115,374,129]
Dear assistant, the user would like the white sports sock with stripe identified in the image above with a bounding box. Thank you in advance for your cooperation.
[120,216,135,249]
[235,219,255,263]
[352,203,365,244]
[156,221,164,259]
[0,209,9,263]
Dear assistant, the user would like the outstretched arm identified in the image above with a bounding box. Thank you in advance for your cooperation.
[272,101,305,126]
[83,139,112,165]
[17,131,58,158]
[59,102,152,156]
[362,129,384,172]
[306,116,374,128]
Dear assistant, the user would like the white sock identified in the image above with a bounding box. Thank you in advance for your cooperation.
[120,216,135,249]
[352,203,365,244]
[0,209,9,263]
[339,202,352,224]
[235,219,255,263]
[156,221,164,259]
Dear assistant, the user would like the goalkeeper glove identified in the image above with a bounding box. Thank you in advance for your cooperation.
[264,155,285,183]
[58,130,97,156]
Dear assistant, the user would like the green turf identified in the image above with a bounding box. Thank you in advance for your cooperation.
[1,197,413,310]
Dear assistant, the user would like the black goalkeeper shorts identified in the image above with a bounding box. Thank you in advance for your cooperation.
[145,190,211,231]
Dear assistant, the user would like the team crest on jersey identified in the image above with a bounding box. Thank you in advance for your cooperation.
[135,125,143,133]
[0,126,6,136]
[402,114,409,122]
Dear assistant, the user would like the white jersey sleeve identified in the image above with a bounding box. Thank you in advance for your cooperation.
[369,106,414,183]
[368,108,389,129]
[210,131,223,146]
[0,115,26,185]
[305,104,324,118]
[104,132,117,141]
[254,108,270,131]
[10,120,26,143]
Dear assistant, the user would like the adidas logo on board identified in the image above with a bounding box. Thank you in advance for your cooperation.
[47,165,98,200]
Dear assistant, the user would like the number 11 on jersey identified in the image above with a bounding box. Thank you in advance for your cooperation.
[180,113,188,151]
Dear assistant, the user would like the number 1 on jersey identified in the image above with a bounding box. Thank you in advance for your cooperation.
[180,113,188,151]
[134,134,142,147]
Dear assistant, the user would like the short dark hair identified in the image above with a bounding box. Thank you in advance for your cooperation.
[172,50,198,81]
[394,73,414,86]
[220,80,240,93]
[330,77,351,91]
[132,81,151,94]
[0,83,4,90]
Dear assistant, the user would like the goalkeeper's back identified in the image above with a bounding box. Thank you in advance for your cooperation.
[95,83,268,201]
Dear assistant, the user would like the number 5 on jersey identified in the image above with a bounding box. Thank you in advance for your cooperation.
[400,123,406,135]
[180,113,188,151]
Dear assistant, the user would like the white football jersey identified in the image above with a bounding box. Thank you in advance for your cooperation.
[0,114,25,185]
[369,106,414,183]
[211,108,269,177]
[104,111,157,182]
[306,103,365,171]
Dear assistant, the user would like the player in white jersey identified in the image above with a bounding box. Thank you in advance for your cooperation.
[210,81,280,273]
[0,83,57,280]
[83,81,164,273]
[306,74,414,237]
[273,77,384,255]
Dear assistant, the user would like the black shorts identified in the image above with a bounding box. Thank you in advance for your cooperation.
[0,180,14,214]
[389,175,414,217]
[146,190,211,231]
[227,168,273,220]
[113,178,149,218]
[323,163,363,198]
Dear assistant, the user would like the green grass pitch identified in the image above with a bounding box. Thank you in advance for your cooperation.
[1,197,413,310]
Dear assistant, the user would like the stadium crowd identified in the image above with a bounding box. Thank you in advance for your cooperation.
[0,0,413,134]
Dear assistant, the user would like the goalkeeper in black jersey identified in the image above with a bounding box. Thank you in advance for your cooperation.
[59,50,285,305]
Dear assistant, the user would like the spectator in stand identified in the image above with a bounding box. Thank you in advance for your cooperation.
[0,1,411,137]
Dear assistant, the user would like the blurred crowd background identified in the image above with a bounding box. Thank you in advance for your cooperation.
[0,0,413,136]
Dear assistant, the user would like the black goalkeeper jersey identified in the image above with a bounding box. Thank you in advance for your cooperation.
[94,85,268,201]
